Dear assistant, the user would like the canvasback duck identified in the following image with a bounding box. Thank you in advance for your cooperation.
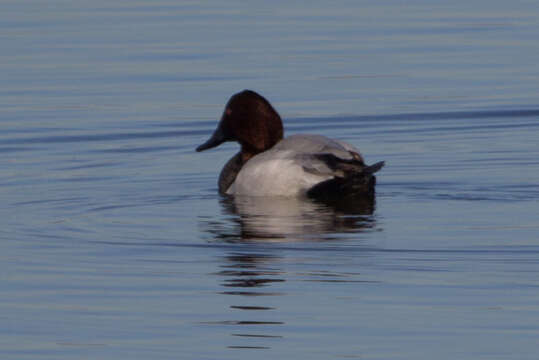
[196,90,384,198]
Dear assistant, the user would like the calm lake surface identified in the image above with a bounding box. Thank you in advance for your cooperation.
[2,1,539,359]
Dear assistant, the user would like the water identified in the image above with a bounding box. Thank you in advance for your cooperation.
[2,1,539,359]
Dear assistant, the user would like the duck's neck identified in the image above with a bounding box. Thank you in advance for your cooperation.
[239,134,282,164]
[239,144,263,164]
[241,150,255,164]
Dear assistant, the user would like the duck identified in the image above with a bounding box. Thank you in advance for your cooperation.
[196,90,384,199]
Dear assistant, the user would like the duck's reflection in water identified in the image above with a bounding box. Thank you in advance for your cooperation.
[201,195,378,350]
[207,194,376,242]
[219,253,285,294]
[212,252,285,349]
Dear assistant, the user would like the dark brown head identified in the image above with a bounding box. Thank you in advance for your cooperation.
[196,90,284,162]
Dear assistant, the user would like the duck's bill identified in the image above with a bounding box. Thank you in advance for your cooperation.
[196,128,227,152]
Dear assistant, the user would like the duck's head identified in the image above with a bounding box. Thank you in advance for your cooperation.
[196,90,284,162]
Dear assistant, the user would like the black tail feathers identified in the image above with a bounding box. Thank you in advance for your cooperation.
[306,159,384,201]
[363,161,385,175]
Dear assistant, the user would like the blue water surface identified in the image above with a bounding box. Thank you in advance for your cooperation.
[2,1,539,359]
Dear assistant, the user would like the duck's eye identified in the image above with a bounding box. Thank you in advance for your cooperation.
[225,108,232,116]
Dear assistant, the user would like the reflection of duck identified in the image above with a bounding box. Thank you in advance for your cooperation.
[196,90,384,199]
[218,253,285,294]
[203,195,376,242]
[215,252,285,348]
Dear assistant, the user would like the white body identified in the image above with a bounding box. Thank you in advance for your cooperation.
[226,134,360,197]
